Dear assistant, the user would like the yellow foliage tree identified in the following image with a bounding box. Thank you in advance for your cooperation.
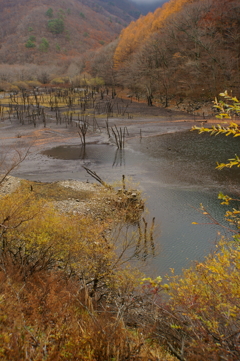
[192,92,240,241]
[159,238,240,359]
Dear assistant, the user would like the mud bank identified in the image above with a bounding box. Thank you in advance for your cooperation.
[0,98,213,182]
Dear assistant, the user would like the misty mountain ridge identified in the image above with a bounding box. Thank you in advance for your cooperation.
[130,0,169,15]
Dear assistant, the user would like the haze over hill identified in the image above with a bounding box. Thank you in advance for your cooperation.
[130,0,169,14]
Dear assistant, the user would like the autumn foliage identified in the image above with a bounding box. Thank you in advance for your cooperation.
[110,0,240,106]
[0,271,148,360]
[114,0,200,67]
[0,175,171,360]
[154,238,240,360]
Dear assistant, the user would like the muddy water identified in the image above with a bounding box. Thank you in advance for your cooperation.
[41,130,239,277]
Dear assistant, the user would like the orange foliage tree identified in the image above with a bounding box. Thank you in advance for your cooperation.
[114,0,199,68]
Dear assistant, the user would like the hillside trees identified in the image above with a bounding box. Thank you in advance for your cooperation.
[112,0,240,105]
[171,0,240,95]
[0,0,137,66]
[90,40,118,89]
[47,18,64,34]
[128,32,178,106]
[113,0,201,68]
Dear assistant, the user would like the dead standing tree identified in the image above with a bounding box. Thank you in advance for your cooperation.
[111,125,129,149]
[77,116,89,147]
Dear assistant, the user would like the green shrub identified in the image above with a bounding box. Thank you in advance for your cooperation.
[48,18,64,34]
[83,32,89,37]
[39,38,49,52]
[58,9,65,19]
[79,12,85,18]
[45,8,53,18]
[25,39,36,48]
[29,35,36,42]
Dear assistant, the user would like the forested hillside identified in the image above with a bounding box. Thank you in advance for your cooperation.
[90,0,240,108]
[1,0,239,108]
[0,0,139,65]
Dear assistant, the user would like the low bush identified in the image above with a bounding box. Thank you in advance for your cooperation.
[50,76,69,85]
[47,18,64,34]
[12,81,29,90]
[45,7,53,18]
[0,81,15,92]
[25,39,35,48]
[25,80,42,88]
[39,37,49,52]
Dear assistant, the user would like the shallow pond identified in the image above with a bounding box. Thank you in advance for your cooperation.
[42,130,239,277]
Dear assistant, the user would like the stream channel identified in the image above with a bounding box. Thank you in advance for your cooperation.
[41,129,239,277]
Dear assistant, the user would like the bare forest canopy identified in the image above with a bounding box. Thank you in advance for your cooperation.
[0,0,140,65]
[109,0,240,105]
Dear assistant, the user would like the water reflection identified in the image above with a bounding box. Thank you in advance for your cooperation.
[79,145,86,159]
[42,143,116,163]
[129,130,240,191]
[43,143,128,168]
[112,149,125,167]
[136,217,156,260]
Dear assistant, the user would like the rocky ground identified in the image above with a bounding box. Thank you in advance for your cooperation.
[0,174,143,223]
